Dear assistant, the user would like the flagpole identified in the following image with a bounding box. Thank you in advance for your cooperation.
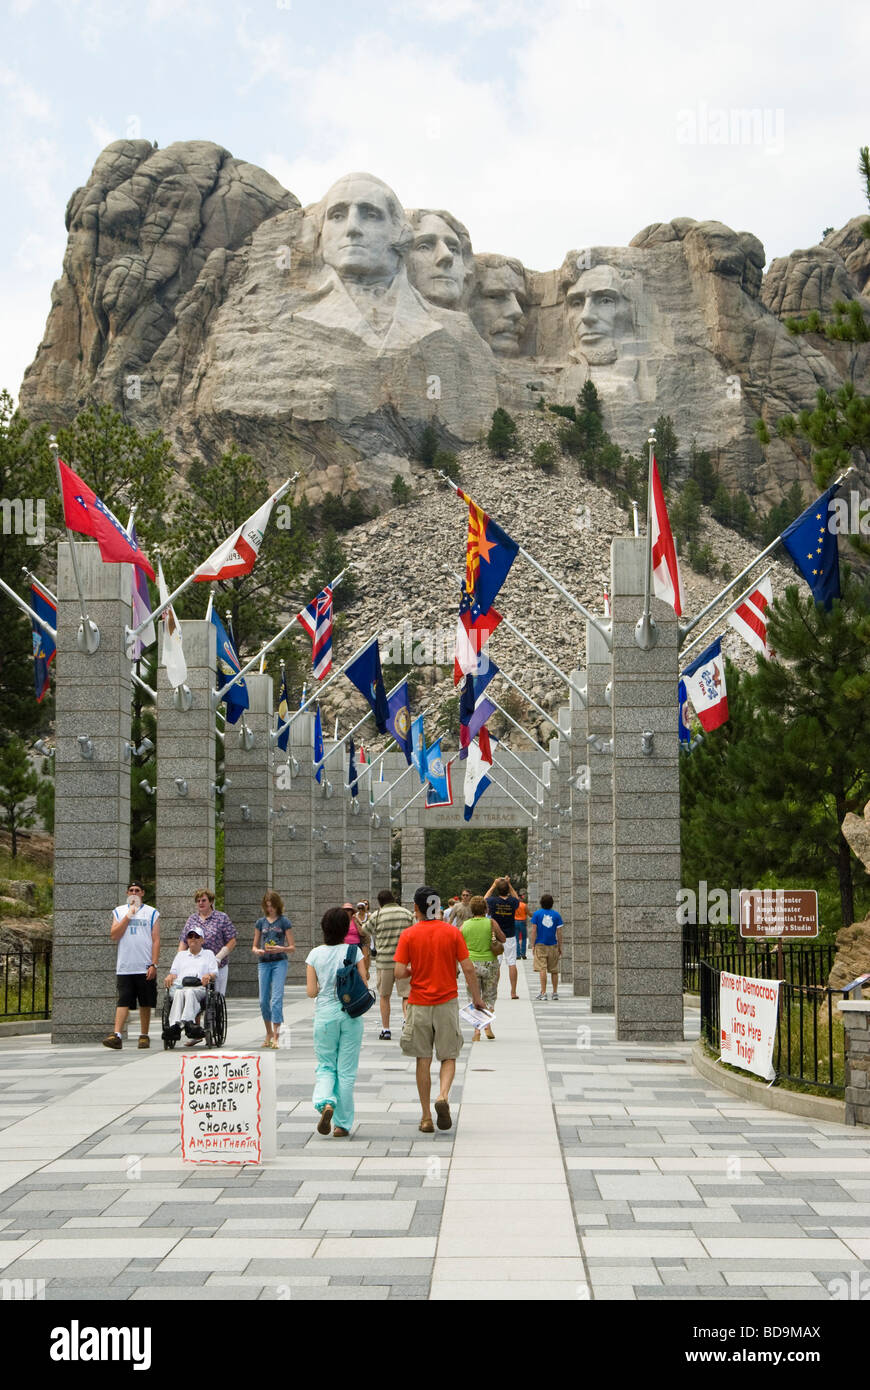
[489,695,557,763]
[488,770,538,822]
[315,675,406,774]
[373,759,415,808]
[497,667,555,731]
[22,569,57,604]
[389,778,430,823]
[213,568,348,702]
[50,435,100,653]
[0,575,57,639]
[493,736,548,788]
[680,565,775,666]
[491,757,539,809]
[350,699,438,791]
[126,473,299,642]
[635,426,657,651]
[448,568,587,704]
[131,669,157,701]
[438,471,611,645]
[677,465,855,645]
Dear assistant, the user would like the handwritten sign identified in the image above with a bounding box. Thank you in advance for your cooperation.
[719,972,780,1081]
[180,1052,275,1164]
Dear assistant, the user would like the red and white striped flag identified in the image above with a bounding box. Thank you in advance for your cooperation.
[728,576,772,658]
[650,458,686,617]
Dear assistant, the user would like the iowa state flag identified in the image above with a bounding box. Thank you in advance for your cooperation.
[31,580,56,703]
[682,638,729,732]
[59,459,155,580]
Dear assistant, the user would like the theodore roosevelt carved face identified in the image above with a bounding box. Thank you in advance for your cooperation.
[470,254,528,356]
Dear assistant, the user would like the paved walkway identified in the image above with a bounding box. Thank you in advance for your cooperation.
[0,962,868,1301]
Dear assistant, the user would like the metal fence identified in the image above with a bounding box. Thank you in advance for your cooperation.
[698,945,844,1097]
[0,946,52,1019]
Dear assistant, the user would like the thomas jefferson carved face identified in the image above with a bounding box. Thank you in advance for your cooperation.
[470,259,527,356]
[407,213,470,308]
[565,265,634,365]
[320,174,410,285]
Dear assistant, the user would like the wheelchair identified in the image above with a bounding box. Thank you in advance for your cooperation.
[161,978,228,1050]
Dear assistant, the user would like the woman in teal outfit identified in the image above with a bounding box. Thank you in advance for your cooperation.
[305,906,368,1138]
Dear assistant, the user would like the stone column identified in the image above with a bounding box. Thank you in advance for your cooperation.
[610,537,682,1043]
[586,619,614,1012]
[400,822,426,909]
[273,713,314,984]
[839,1002,870,1126]
[156,619,216,979]
[223,674,274,999]
[556,709,574,986]
[53,542,131,1043]
[312,741,347,925]
[570,670,590,997]
[527,821,540,906]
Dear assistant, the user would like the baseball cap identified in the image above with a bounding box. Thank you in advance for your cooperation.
[186,925,205,938]
[413,885,442,917]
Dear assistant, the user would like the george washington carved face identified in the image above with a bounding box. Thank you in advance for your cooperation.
[319,173,412,285]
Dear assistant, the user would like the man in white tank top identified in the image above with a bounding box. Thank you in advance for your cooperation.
[102,880,161,1049]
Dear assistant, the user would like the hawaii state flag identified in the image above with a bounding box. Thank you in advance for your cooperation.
[192,491,281,583]
[682,638,729,732]
[458,489,519,615]
[297,586,333,679]
[59,459,155,580]
[650,457,686,617]
[31,580,56,703]
[454,589,502,684]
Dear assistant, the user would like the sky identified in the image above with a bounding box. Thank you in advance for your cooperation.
[2,0,868,403]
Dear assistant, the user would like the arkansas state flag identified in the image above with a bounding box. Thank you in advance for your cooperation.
[682,638,729,732]
[59,459,155,580]
[192,492,279,582]
[454,589,501,684]
[650,457,685,617]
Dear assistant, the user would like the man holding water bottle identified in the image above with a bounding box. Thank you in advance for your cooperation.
[102,881,161,1049]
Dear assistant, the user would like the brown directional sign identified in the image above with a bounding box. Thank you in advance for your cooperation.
[739,889,819,939]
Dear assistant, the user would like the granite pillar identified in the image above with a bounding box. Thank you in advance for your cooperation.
[586,620,614,1012]
[570,669,590,997]
[223,674,274,999]
[273,713,314,983]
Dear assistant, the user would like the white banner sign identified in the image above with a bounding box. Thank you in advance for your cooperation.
[719,972,780,1081]
[180,1052,276,1164]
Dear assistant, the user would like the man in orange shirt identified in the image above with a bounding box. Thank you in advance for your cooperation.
[394,885,486,1133]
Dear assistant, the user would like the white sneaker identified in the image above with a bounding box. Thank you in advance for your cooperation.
[536,992,547,1000]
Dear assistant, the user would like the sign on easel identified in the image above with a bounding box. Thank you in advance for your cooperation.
[180,1051,276,1163]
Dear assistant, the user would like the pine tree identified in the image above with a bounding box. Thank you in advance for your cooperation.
[689,442,718,503]
[418,424,439,467]
[0,736,42,857]
[711,482,733,527]
[486,408,518,458]
[651,415,679,484]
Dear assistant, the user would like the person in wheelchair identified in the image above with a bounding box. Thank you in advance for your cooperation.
[164,925,220,1044]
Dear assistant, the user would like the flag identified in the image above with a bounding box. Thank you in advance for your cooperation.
[780,485,840,610]
[603,584,611,618]
[192,491,280,583]
[276,667,290,753]
[31,580,56,703]
[386,680,413,765]
[454,588,502,684]
[313,704,324,783]
[425,740,453,807]
[678,678,692,749]
[157,558,187,689]
[459,671,496,757]
[127,519,155,660]
[348,736,358,798]
[728,576,773,657]
[650,457,686,617]
[411,714,426,783]
[683,638,729,732]
[210,610,249,725]
[463,735,493,822]
[359,743,374,805]
[58,458,155,580]
[345,640,389,733]
[458,488,519,615]
[297,586,333,680]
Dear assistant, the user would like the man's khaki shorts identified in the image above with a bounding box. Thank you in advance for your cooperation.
[533,943,560,973]
[376,964,411,1000]
[400,999,464,1060]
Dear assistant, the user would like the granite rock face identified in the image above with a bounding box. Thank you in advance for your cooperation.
[19,141,870,509]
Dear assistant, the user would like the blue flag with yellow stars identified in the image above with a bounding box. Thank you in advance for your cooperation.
[780,485,840,610]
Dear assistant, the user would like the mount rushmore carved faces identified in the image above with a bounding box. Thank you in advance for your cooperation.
[470,254,528,356]
[565,264,636,365]
[406,210,474,308]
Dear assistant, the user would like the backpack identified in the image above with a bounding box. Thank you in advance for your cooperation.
[335,947,375,1018]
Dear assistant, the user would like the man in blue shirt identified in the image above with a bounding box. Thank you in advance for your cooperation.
[530,894,563,1000]
[485,875,521,1000]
